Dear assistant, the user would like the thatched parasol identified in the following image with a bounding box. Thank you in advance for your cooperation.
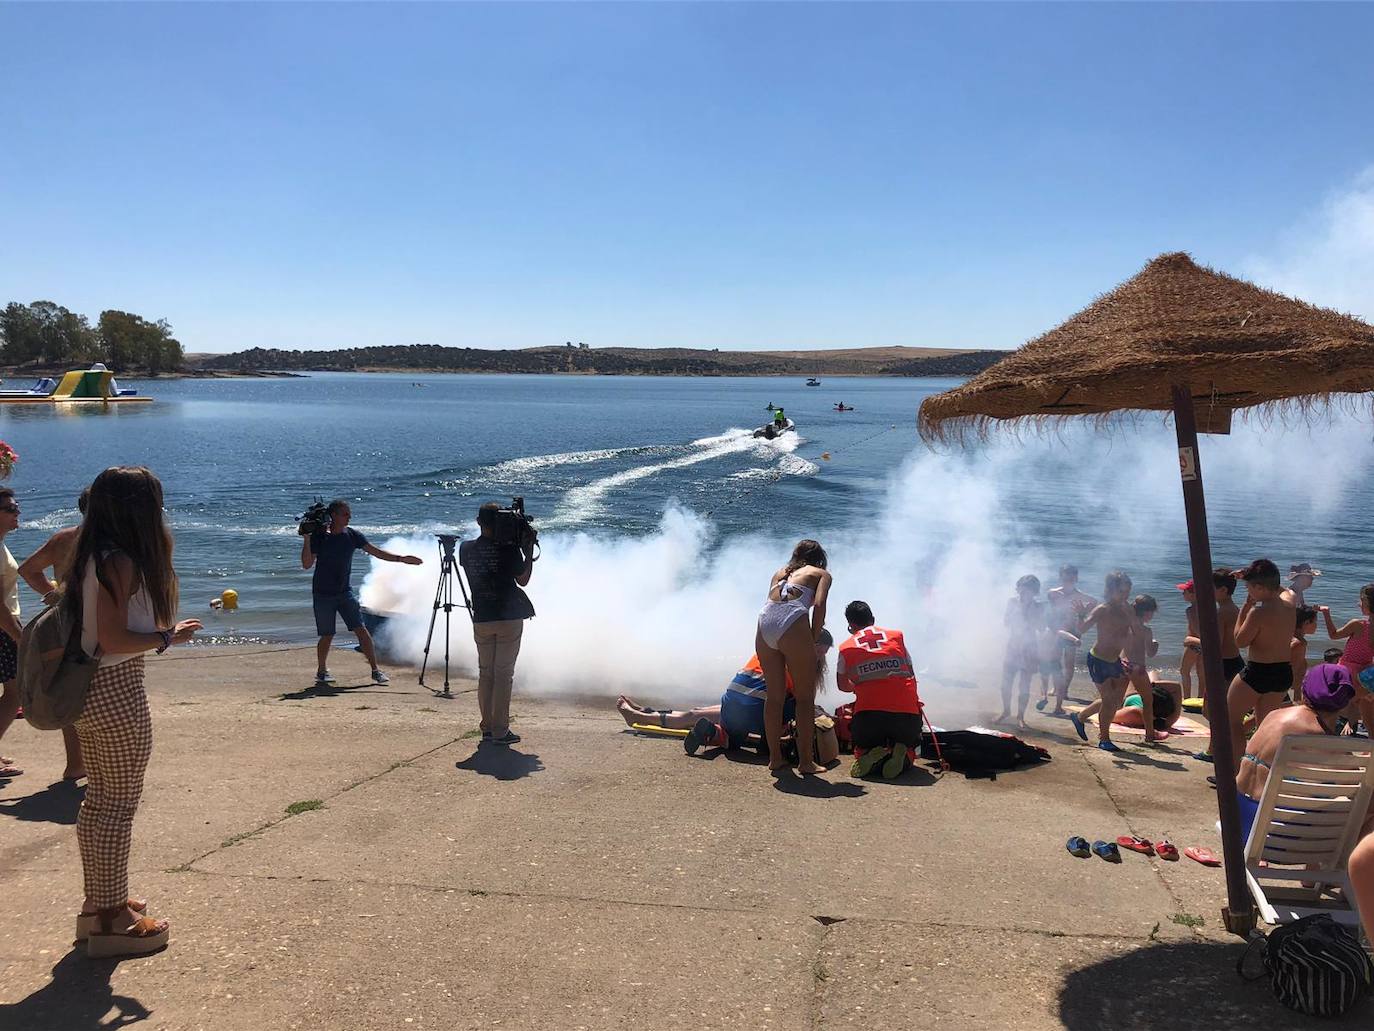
[919,252,1374,934]
[920,251,1374,440]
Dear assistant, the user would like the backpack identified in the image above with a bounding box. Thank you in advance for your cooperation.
[1240,914,1374,1017]
[919,729,1051,779]
[17,596,100,730]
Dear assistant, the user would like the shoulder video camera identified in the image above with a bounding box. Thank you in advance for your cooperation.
[297,498,331,537]
[489,496,538,551]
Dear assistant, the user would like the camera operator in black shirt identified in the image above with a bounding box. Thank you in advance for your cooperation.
[458,501,536,745]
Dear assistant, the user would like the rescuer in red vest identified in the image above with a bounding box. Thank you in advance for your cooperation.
[836,600,923,779]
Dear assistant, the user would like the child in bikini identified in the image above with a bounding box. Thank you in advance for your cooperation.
[1319,583,1374,734]
[1068,571,1135,752]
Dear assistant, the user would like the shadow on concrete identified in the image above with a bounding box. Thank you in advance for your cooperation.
[771,772,867,799]
[0,949,153,1030]
[1058,937,1372,1030]
[0,779,84,825]
[1107,750,1189,773]
[276,682,380,701]
[455,744,544,781]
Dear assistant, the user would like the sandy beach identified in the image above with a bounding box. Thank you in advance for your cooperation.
[2,645,1365,1029]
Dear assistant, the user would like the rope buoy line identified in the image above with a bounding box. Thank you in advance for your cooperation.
[699,421,904,519]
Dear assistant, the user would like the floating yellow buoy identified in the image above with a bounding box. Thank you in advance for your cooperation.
[221,589,239,612]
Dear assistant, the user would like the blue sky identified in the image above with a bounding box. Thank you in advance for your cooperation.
[2,2,1373,354]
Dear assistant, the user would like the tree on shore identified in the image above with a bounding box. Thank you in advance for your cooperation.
[0,300,184,371]
[0,300,101,365]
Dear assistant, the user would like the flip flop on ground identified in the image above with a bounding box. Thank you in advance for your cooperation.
[1184,846,1221,867]
[1116,836,1155,856]
[1092,840,1122,863]
[1066,836,1092,858]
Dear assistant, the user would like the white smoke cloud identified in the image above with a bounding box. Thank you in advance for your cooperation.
[360,413,1374,714]
[1244,165,1374,320]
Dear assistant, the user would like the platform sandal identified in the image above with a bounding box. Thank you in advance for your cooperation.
[75,898,149,941]
[86,905,169,958]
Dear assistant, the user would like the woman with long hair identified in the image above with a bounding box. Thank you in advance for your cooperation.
[64,467,201,957]
[756,539,831,774]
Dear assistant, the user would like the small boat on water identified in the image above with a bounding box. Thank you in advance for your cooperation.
[753,418,795,440]
[0,364,150,405]
[805,377,821,387]
[833,404,854,412]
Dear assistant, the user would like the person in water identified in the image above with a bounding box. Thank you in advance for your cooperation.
[756,539,831,774]
[1225,558,1298,774]
[614,631,834,754]
[1068,571,1135,752]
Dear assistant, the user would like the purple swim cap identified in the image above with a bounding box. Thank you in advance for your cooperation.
[1302,663,1355,712]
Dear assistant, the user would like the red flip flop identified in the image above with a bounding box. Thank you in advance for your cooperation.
[1184,846,1221,867]
[1155,840,1179,861]
[1116,835,1155,856]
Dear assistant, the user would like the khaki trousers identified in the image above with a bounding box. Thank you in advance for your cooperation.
[473,620,523,735]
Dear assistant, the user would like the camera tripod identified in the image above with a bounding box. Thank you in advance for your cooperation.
[419,534,472,698]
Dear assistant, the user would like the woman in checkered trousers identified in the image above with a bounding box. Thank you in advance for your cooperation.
[64,467,202,957]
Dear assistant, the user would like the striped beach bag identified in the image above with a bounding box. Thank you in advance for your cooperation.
[1241,914,1373,1017]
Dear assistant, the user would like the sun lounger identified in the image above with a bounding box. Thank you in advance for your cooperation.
[1243,735,1374,929]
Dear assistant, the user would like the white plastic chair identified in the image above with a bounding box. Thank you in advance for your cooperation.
[1243,734,1374,928]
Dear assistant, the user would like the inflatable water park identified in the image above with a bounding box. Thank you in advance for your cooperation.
[0,364,150,405]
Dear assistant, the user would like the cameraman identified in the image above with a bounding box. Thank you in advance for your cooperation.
[458,502,535,745]
[301,499,421,686]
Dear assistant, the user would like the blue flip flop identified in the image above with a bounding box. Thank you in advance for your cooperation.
[1066,836,1091,858]
[1097,740,1121,753]
[1092,840,1122,863]
[1070,713,1088,742]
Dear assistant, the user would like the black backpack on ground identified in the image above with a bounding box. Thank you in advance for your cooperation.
[1240,914,1374,1018]
[920,729,1051,780]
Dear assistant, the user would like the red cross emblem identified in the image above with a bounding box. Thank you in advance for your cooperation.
[856,627,886,651]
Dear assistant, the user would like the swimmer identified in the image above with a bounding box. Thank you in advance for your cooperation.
[1046,564,1095,713]
[1291,604,1318,693]
[1195,567,1243,764]
[1318,583,1374,733]
[1287,562,1320,607]
[1176,579,1201,698]
[1077,594,1165,742]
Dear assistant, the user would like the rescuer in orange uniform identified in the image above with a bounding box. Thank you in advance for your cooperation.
[836,600,923,778]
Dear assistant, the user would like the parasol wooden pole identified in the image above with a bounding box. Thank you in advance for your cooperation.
[1170,384,1254,933]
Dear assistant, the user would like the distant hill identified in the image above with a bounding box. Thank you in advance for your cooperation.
[191,344,1006,377]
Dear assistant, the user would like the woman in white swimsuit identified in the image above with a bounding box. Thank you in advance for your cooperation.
[756,539,832,774]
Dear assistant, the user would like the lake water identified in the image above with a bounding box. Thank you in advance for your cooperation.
[5,372,1373,695]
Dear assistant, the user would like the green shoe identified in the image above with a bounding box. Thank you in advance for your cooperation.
[850,747,889,778]
[882,747,908,779]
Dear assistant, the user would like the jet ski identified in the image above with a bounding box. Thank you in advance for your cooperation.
[753,418,795,440]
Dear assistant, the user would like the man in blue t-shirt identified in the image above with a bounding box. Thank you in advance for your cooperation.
[301,499,422,686]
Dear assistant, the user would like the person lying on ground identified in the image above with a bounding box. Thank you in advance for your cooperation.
[1067,571,1135,753]
[1226,559,1298,774]
[999,574,1043,730]
[617,631,834,756]
[12,487,89,780]
[835,600,923,779]
[1234,663,1372,846]
[1077,679,1187,742]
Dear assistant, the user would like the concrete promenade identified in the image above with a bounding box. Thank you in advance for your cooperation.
[1,646,1366,1029]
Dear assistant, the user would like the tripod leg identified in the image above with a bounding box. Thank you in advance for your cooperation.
[441,556,454,697]
[419,553,449,687]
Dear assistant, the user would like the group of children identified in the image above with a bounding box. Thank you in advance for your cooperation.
[1000,560,1374,758]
